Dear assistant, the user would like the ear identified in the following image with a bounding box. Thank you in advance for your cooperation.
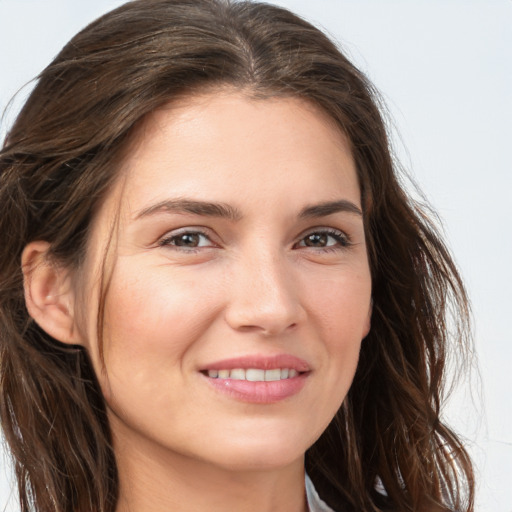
[22,241,80,345]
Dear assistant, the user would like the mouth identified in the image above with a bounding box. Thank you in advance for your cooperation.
[199,354,311,403]
[202,368,302,381]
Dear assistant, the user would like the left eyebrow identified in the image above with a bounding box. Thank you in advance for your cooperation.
[299,200,362,219]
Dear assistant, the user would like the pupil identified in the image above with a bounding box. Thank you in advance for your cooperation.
[176,233,199,247]
[306,233,327,247]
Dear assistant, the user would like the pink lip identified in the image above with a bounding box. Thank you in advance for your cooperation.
[200,354,311,372]
[200,354,311,404]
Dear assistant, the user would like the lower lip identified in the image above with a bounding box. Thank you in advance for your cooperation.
[202,373,309,403]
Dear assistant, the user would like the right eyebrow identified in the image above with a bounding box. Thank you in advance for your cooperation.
[134,198,243,221]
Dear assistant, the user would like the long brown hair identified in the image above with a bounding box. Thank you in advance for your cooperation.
[0,1,473,511]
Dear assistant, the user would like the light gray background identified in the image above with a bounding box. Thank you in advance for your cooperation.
[0,1,510,510]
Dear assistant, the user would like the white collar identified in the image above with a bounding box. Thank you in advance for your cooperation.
[305,473,337,512]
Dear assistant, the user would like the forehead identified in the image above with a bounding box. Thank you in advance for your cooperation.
[116,91,358,212]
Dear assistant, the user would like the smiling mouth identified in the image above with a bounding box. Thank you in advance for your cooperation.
[199,354,311,402]
[202,368,302,381]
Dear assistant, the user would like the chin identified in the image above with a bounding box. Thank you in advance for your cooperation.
[212,450,304,473]
[199,430,314,472]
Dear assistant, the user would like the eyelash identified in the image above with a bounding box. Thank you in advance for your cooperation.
[158,228,352,252]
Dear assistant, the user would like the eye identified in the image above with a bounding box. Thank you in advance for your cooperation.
[295,229,351,249]
[159,230,213,249]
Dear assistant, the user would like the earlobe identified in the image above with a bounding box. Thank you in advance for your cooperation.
[22,241,80,345]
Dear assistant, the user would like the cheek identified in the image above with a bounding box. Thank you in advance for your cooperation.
[304,265,372,340]
[302,266,371,405]
[97,262,222,392]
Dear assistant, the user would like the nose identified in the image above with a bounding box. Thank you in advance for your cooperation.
[224,249,305,336]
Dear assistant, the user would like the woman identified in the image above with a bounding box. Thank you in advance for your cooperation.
[0,0,474,511]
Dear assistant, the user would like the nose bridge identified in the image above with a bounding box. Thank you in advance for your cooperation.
[225,243,302,335]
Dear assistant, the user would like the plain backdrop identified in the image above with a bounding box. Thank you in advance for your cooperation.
[0,1,511,510]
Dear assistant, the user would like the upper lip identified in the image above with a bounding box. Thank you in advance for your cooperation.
[200,354,311,372]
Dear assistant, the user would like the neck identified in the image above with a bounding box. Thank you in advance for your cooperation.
[113,430,308,512]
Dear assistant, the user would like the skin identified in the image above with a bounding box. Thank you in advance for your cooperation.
[26,91,372,512]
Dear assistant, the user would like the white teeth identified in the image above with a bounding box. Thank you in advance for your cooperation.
[265,369,281,381]
[230,368,245,380]
[206,368,301,381]
[246,369,265,381]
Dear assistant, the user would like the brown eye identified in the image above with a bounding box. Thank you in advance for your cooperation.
[160,231,212,249]
[304,233,329,247]
[296,229,350,249]
[174,233,201,247]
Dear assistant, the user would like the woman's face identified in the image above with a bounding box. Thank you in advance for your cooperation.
[76,92,372,472]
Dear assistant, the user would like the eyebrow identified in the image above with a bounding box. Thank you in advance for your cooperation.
[135,198,362,221]
[135,199,242,221]
[299,200,362,218]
